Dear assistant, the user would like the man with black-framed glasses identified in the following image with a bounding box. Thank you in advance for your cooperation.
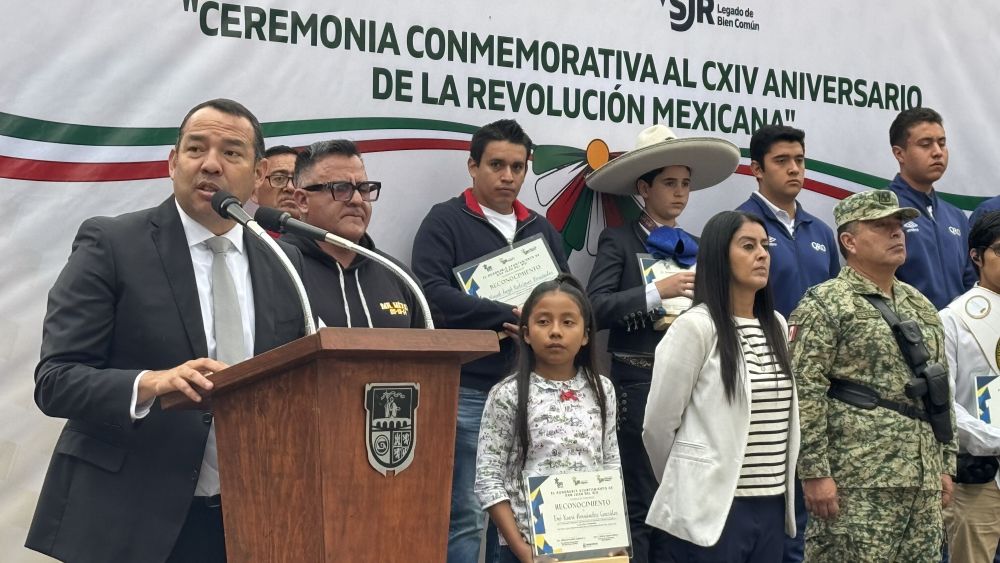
[252,145,301,220]
[284,139,423,328]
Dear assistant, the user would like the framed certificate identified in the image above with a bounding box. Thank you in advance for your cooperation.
[976,374,1000,428]
[523,468,631,560]
[453,233,561,307]
[637,253,694,317]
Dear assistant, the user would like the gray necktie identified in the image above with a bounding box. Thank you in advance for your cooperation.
[205,236,245,365]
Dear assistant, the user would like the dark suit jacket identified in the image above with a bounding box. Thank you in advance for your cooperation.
[587,221,679,363]
[26,197,306,563]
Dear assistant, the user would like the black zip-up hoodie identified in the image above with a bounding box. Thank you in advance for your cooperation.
[411,189,570,390]
[283,231,423,328]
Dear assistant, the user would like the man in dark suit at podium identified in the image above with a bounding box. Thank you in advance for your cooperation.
[25,99,306,563]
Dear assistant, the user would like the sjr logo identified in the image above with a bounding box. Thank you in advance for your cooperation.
[664,0,715,31]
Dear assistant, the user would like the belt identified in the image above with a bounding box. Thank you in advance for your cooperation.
[827,378,929,422]
[611,354,654,371]
[193,494,222,508]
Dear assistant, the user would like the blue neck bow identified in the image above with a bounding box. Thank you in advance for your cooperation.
[645,226,698,267]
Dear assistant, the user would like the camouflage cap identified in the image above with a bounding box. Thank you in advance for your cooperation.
[833,189,920,227]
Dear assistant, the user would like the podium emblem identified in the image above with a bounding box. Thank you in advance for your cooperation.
[365,383,420,475]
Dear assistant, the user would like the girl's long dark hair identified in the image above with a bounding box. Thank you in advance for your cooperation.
[512,274,607,469]
[693,211,793,403]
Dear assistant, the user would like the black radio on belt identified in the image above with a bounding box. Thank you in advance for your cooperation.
[887,318,952,444]
[825,296,953,445]
[892,318,946,402]
[870,298,952,444]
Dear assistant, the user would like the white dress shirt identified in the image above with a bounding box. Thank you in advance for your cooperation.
[130,200,256,496]
[752,191,795,237]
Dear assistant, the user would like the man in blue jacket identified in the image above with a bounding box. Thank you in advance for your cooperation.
[885,107,976,309]
[737,125,840,319]
[737,124,839,562]
[411,119,569,563]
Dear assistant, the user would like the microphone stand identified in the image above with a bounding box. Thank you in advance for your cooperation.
[211,191,317,336]
[255,207,435,330]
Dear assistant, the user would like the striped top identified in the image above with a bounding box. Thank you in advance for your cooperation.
[734,318,792,496]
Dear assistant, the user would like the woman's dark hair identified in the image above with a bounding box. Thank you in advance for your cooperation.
[693,211,793,403]
[512,273,607,468]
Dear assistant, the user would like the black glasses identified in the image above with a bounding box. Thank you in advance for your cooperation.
[300,181,381,202]
[986,243,1000,258]
[266,174,293,189]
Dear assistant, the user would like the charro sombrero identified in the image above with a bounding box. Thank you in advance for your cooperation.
[585,125,741,195]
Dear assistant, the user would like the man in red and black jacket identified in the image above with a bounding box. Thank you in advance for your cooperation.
[411,119,569,563]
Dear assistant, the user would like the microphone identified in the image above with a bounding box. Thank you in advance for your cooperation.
[255,206,435,329]
[210,190,253,225]
[255,207,327,241]
[210,190,316,335]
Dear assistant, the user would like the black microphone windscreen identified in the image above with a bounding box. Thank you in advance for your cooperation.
[211,190,241,220]
[254,206,290,231]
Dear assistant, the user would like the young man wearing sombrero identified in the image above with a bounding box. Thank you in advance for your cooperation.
[586,124,740,563]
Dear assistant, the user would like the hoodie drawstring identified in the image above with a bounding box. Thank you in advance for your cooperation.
[355,269,374,328]
[336,262,374,328]
[336,263,352,328]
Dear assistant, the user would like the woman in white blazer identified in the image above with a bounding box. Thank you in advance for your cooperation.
[643,211,800,562]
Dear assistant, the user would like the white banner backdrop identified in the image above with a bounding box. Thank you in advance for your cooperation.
[2,1,998,559]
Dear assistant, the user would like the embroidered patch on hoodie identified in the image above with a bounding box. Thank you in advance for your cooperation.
[380,301,410,316]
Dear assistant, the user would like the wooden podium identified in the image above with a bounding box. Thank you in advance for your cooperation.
[163,327,498,562]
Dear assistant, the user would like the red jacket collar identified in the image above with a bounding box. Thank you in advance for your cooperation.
[462,188,531,221]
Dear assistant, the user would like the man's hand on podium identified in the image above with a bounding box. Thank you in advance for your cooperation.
[138,358,228,404]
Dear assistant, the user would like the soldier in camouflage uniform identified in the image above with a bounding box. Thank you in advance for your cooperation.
[789,189,957,562]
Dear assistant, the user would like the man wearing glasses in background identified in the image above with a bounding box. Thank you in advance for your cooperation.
[252,145,302,226]
[285,139,424,328]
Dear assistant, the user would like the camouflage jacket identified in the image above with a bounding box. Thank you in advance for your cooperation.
[789,266,957,489]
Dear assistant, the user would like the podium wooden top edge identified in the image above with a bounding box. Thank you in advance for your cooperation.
[161,328,499,411]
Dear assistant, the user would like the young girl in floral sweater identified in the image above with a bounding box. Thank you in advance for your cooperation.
[474,274,620,563]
